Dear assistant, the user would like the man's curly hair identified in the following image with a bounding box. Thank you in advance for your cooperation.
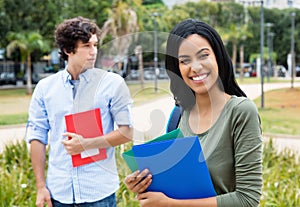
[55,16,101,61]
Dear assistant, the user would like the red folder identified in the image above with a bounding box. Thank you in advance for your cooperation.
[65,108,107,167]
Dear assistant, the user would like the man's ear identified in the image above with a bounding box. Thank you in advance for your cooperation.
[63,48,71,56]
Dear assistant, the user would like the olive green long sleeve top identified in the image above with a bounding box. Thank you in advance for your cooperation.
[178,96,263,207]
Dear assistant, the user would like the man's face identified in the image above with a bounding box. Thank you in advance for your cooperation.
[68,34,98,71]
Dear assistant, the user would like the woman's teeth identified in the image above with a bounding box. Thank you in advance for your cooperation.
[192,74,207,81]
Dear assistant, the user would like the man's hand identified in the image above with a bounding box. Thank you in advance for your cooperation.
[61,132,85,155]
[36,186,52,207]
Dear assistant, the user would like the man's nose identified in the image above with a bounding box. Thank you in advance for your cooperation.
[90,46,97,54]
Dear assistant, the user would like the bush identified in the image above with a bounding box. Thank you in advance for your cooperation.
[0,141,35,206]
[0,139,299,206]
[260,140,300,206]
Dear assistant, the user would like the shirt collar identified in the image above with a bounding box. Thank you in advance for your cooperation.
[62,65,94,86]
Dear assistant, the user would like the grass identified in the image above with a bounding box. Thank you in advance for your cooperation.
[0,80,171,126]
[236,77,296,85]
[0,113,28,126]
[0,136,299,206]
[128,81,171,106]
[254,87,300,135]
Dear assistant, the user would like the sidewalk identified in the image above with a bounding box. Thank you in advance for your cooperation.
[1,82,300,154]
[132,82,300,155]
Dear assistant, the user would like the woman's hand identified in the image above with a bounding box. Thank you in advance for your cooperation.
[137,192,172,207]
[61,132,86,155]
[124,169,152,194]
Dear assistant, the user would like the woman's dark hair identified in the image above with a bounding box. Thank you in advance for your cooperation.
[55,16,101,61]
[165,18,246,110]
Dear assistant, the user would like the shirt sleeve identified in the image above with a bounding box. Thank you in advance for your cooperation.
[26,82,50,145]
[216,99,263,207]
[109,77,133,127]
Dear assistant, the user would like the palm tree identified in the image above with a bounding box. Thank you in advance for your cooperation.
[6,31,49,94]
[218,23,252,80]
[99,0,139,76]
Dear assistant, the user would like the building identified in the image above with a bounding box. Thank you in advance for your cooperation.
[162,0,300,9]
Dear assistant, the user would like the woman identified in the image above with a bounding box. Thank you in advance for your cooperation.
[125,19,262,207]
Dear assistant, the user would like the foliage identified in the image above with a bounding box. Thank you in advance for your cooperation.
[1,0,300,69]
[0,0,113,48]
[115,143,140,207]
[142,0,164,5]
[260,139,300,206]
[0,140,36,206]
[6,31,50,94]
[0,138,299,206]
[6,31,50,61]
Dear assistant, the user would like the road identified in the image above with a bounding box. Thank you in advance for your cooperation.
[1,82,300,154]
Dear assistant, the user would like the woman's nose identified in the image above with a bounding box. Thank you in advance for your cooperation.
[191,61,202,72]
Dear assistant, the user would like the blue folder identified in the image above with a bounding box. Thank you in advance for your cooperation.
[132,136,216,199]
[122,128,182,172]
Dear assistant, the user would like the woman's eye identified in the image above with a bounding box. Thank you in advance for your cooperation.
[197,53,209,60]
[180,59,191,65]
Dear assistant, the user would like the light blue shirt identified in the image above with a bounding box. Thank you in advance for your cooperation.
[27,68,133,204]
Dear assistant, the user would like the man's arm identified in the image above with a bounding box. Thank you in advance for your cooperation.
[62,125,133,155]
[30,140,52,207]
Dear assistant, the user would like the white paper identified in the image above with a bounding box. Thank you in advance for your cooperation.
[80,148,99,158]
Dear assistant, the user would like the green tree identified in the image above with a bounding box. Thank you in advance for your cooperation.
[142,0,164,5]
[99,0,140,74]
[219,23,252,77]
[6,32,49,95]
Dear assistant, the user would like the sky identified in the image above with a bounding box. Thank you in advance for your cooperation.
[162,0,199,8]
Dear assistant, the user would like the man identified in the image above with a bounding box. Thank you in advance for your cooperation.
[27,16,133,207]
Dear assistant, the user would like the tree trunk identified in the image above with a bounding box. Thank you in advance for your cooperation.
[239,45,244,82]
[26,53,33,95]
[135,45,144,89]
[232,43,237,76]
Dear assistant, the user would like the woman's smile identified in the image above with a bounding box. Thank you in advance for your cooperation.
[190,73,209,82]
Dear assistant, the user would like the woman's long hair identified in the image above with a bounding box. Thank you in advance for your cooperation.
[165,19,246,110]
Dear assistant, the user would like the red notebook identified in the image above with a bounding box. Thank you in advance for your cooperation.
[65,108,107,167]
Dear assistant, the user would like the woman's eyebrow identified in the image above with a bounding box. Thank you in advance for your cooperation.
[195,48,210,56]
[178,55,189,59]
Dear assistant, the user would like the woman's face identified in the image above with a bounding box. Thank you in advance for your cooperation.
[178,34,219,95]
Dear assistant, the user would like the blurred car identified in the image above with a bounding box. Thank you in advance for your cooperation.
[236,63,256,77]
[143,67,169,80]
[143,68,155,80]
[23,66,56,84]
[276,65,287,77]
[0,71,17,85]
[157,68,169,79]
[296,66,300,77]
[129,70,139,80]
